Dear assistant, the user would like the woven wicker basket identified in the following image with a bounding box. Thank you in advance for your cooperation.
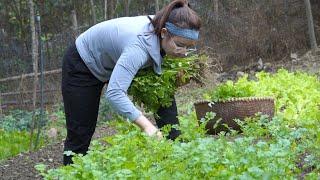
[194,97,275,135]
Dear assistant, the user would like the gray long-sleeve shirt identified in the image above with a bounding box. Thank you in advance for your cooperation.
[75,16,163,122]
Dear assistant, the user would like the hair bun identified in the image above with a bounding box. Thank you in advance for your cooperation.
[173,0,189,8]
[183,0,191,8]
[183,0,188,3]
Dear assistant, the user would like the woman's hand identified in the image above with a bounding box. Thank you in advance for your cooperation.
[145,127,163,140]
[134,115,163,140]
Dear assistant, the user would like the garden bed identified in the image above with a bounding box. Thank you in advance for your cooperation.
[0,125,116,180]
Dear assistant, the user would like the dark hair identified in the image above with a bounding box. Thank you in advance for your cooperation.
[151,0,201,37]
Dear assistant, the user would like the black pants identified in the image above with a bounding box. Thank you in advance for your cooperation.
[62,45,181,165]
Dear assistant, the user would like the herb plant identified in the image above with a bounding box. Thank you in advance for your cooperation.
[0,130,44,161]
[128,55,205,113]
[36,114,320,179]
[36,69,320,179]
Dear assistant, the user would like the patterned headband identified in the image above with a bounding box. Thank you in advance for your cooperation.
[165,22,199,40]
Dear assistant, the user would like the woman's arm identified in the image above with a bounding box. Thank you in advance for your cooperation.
[134,115,162,139]
[106,44,162,138]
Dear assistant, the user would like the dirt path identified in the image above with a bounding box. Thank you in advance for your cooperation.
[0,125,116,180]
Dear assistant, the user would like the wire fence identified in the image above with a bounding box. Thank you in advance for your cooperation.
[0,26,89,112]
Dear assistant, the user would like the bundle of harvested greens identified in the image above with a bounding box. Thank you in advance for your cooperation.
[128,54,206,113]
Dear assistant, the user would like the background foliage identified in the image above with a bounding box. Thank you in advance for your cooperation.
[0,0,319,111]
[0,0,319,77]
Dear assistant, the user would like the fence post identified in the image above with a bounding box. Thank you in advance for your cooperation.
[18,74,26,108]
[0,93,3,117]
[28,0,39,150]
[35,13,44,149]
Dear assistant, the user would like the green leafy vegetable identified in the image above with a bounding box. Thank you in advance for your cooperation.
[36,70,320,179]
[0,130,44,160]
[204,69,320,125]
[129,55,206,113]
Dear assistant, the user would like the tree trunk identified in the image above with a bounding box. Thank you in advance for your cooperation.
[213,0,219,23]
[90,0,97,25]
[155,0,159,12]
[108,0,115,19]
[124,0,130,16]
[116,0,119,17]
[104,0,108,20]
[71,10,79,38]
[284,0,289,24]
[45,32,51,61]
[304,0,317,50]
[28,0,39,150]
